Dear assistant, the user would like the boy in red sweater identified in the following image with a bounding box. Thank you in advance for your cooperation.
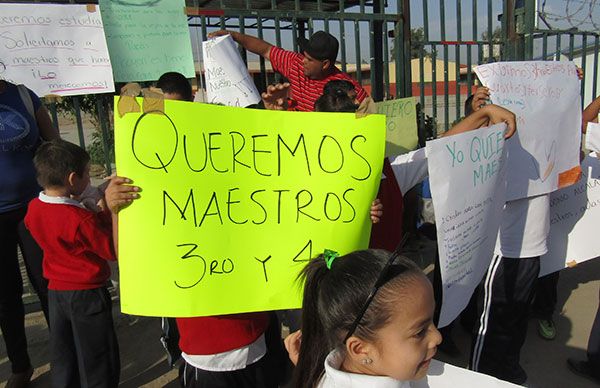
[25,139,119,388]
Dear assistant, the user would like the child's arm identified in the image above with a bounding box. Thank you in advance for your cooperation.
[104,176,140,256]
[443,104,516,139]
[583,96,600,133]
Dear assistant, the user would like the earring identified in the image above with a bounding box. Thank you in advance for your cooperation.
[362,358,373,365]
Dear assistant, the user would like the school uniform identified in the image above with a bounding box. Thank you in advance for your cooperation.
[177,313,282,388]
[470,194,550,384]
[319,349,521,388]
[24,193,120,388]
[318,349,411,388]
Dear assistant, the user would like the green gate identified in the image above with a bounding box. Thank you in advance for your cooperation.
[410,0,599,133]
[185,0,410,101]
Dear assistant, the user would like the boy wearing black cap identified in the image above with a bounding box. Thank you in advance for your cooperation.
[209,29,368,112]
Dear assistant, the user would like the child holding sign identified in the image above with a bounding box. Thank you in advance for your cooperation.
[24,139,120,387]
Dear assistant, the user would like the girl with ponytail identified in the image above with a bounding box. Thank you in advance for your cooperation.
[293,249,441,387]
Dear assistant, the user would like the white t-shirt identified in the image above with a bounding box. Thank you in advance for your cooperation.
[388,148,428,195]
[494,194,550,258]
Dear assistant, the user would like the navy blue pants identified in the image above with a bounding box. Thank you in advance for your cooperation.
[49,287,120,388]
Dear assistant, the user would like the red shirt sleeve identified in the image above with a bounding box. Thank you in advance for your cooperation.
[355,83,369,102]
[76,213,116,262]
[269,46,303,79]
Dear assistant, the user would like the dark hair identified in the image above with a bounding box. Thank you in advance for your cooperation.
[314,89,358,113]
[293,249,422,388]
[34,139,90,188]
[323,80,354,96]
[464,94,475,117]
[157,72,192,101]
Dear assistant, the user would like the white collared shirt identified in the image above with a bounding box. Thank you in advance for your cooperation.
[181,333,266,372]
[38,191,86,209]
[318,349,411,388]
[318,349,520,388]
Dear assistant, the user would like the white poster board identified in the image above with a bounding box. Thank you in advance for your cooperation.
[0,3,114,97]
[585,122,600,153]
[202,35,261,107]
[426,124,507,328]
[540,154,600,276]
[475,62,581,201]
[412,360,520,387]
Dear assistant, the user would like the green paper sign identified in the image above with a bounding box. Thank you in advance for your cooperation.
[99,0,195,82]
[115,99,386,317]
[376,97,418,156]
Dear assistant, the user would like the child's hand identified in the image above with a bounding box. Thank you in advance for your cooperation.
[284,330,302,366]
[471,87,490,112]
[481,105,516,139]
[577,66,584,80]
[370,199,383,224]
[105,176,140,214]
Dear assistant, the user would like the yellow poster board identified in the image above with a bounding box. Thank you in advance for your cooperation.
[375,97,418,156]
[114,99,386,317]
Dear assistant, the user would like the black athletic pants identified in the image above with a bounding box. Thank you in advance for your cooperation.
[532,271,559,321]
[470,255,540,383]
[0,206,49,373]
[49,288,120,388]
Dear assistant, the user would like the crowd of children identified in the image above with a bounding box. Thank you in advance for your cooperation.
[1,28,599,388]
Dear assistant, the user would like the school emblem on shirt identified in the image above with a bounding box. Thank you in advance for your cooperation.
[0,104,31,150]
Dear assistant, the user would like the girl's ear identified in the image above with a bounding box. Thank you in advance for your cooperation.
[345,335,374,361]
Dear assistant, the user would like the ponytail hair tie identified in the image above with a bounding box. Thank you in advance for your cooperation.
[323,249,339,270]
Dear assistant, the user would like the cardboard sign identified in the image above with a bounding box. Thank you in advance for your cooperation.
[426,123,508,328]
[114,99,385,317]
[475,61,581,201]
[99,0,195,82]
[0,3,114,96]
[375,97,419,157]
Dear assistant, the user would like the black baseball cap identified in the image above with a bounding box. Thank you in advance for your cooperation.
[298,31,339,62]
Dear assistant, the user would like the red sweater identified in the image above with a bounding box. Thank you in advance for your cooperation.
[177,313,269,355]
[25,197,115,290]
[270,46,368,112]
[369,159,404,251]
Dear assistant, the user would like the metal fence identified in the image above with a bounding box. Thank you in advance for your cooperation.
[4,0,600,169]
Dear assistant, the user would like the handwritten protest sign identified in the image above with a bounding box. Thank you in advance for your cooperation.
[585,122,600,153]
[114,100,385,317]
[99,0,194,82]
[0,3,114,97]
[475,62,581,201]
[426,123,507,327]
[540,154,600,276]
[202,35,261,107]
[375,97,419,156]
